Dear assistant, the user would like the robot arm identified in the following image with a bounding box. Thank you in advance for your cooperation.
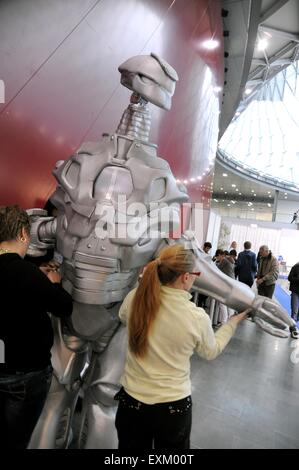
[158,232,294,338]
[26,208,57,257]
[192,250,294,337]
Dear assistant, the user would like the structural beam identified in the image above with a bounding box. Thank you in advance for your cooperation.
[272,190,279,222]
[213,193,276,204]
[259,0,290,24]
[252,58,267,65]
[248,42,297,82]
[259,25,299,43]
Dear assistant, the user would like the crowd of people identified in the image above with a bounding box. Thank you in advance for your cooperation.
[0,205,298,450]
[201,240,299,339]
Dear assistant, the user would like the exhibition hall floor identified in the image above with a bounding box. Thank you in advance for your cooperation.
[190,318,299,449]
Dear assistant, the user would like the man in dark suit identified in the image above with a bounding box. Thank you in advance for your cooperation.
[235,241,257,288]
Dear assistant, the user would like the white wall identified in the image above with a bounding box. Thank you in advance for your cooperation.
[206,210,221,252]
[212,204,272,221]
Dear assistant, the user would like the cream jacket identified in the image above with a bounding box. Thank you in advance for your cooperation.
[119,286,237,404]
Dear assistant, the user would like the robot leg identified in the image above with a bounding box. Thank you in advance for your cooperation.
[28,317,89,449]
[77,324,127,449]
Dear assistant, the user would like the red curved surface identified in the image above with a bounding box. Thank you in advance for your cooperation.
[0,0,223,217]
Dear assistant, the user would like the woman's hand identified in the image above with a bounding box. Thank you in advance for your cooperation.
[47,270,62,284]
[39,265,52,275]
[39,260,60,276]
[230,308,251,325]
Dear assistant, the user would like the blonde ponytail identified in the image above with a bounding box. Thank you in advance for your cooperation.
[128,245,195,357]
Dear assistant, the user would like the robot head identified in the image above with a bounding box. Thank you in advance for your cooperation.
[118,53,179,110]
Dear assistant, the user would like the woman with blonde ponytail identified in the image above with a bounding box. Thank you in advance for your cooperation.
[115,244,249,449]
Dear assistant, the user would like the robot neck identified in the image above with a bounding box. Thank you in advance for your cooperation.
[116,98,151,142]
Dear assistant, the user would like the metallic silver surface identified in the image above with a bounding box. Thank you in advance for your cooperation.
[175,231,294,337]
[28,317,89,449]
[26,208,56,256]
[28,54,293,449]
[118,52,178,110]
[116,96,151,142]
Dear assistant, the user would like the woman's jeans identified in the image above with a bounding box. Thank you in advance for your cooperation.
[0,365,53,449]
[115,387,192,449]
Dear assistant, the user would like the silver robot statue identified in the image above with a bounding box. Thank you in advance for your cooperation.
[27,53,294,449]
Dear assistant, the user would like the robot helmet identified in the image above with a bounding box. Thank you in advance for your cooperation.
[118,53,179,110]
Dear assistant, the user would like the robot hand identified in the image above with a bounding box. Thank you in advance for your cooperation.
[174,231,294,339]
[251,295,295,338]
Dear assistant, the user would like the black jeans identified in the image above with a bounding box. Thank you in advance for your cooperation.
[257,283,275,299]
[0,365,52,449]
[196,294,208,308]
[239,279,254,288]
[115,388,192,449]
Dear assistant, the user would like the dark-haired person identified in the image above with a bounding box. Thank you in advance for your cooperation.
[196,242,213,308]
[0,205,73,449]
[227,249,237,277]
[203,242,212,255]
[114,244,249,449]
[215,249,236,323]
[215,249,235,279]
[235,241,257,288]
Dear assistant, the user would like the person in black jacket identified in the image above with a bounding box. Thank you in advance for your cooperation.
[0,205,73,449]
[288,263,299,339]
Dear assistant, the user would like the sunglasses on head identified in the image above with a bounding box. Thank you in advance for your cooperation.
[190,272,201,277]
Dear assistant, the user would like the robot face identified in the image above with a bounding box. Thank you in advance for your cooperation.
[120,71,137,91]
[120,72,174,111]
